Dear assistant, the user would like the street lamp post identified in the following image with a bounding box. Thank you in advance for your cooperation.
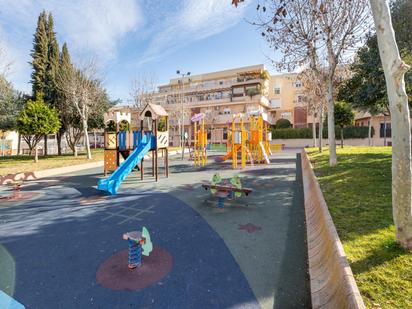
[176,70,190,159]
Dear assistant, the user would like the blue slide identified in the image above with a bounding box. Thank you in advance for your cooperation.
[98,135,152,195]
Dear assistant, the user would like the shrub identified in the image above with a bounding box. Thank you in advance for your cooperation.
[322,126,374,139]
[270,126,374,139]
[275,118,292,129]
[271,128,312,139]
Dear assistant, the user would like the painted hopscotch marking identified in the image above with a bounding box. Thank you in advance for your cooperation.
[102,204,156,225]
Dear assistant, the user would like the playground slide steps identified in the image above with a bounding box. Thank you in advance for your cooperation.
[97,139,152,195]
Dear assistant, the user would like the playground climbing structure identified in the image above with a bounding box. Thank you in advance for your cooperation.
[98,104,169,195]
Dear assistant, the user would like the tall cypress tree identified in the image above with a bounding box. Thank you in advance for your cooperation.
[59,42,72,74]
[45,13,59,108]
[43,13,60,155]
[30,11,48,98]
[55,42,73,155]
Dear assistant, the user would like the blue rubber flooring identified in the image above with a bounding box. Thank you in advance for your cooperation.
[0,186,259,309]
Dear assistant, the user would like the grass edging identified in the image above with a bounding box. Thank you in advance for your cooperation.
[301,150,365,308]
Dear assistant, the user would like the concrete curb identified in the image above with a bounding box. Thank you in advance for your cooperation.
[301,150,365,309]
[0,161,103,185]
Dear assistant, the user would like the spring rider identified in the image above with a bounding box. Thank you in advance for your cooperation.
[123,226,153,269]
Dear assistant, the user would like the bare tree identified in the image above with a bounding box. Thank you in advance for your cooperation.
[255,0,369,166]
[235,0,412,252]
[130,73,157,111]
[65,125,83,156]
[300,65,348,151]
[370,0,412,249]
[299,68,324,148]
[57,62,105,159]
[0,47,11,77]
[315,0,370,166]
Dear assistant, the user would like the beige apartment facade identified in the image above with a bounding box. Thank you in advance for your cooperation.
[152,64,309,146]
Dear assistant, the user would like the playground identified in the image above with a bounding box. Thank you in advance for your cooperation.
[0,105,310,308]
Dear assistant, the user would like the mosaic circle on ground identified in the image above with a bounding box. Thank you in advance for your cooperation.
[96,246,173,290]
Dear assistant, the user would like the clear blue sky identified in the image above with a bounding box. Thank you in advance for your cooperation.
[0,0,276,102]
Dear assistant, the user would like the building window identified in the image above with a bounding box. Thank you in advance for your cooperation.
[223,128,228,140]
[223,108,231,115]
[215,92,222,99]
[270,99,281,108]
[295,81,302,88]
[232,87,244,97]
[219,80,224,85]
[281,112,292,120]
[297,95,304,103]
[380,123,392,138]
[274,87,281,95]
[207,128,211,139]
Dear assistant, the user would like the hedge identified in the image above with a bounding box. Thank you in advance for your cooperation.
[271,126,374,139]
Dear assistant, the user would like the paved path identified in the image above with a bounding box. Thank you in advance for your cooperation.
[0,150,310,309]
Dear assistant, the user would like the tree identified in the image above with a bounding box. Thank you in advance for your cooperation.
[43,13,60,156]
[275,118,292,129]
[299,68,326,149]
[17,96,60,162]
[130,73,157,111]
[30,11,48,98]
[0,75,17,132]
[338,0,412,148]
[0,47,11,76]
[56,42,73,154]
[57,62,107,159]
[334,101,354,148]
[370,0,412,250]
[255,0,369,166]
[235,0,412,253]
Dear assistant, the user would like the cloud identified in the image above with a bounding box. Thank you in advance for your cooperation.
[139,0,250,65]
[53,0,143,61]
[0,0,142,91]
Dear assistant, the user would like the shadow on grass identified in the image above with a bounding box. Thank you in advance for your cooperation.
[310,152,393,243]
[350,240,406,275]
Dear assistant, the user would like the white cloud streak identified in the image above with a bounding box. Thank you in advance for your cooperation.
[0,0,143,91]
[139,0,251,65]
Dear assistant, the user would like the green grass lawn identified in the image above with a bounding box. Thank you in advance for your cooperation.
[307,147,412,309]
[0,149,104,176]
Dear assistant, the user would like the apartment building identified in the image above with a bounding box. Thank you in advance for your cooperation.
[151,64,307,146]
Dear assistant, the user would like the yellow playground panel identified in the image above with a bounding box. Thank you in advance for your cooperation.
[192,113,207,167]
[270,144,283,152]
[249,112,271,164]
[231,113,248,169]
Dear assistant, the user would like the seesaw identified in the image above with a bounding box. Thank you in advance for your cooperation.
[202,183,253,209]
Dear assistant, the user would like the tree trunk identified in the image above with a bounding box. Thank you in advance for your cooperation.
[74,145,78,157]
[312,112,317,148]
[82,119,92,159]
[94,130,97,149]
[44,135,48,156]
[368,119,372,146]
[371,0,412,249]
[318,106,323,153]
[340,126,344,148]
[326,75,337,166]
[17,132,21,155]
[34,144,38,163]
[57,131,62,155]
